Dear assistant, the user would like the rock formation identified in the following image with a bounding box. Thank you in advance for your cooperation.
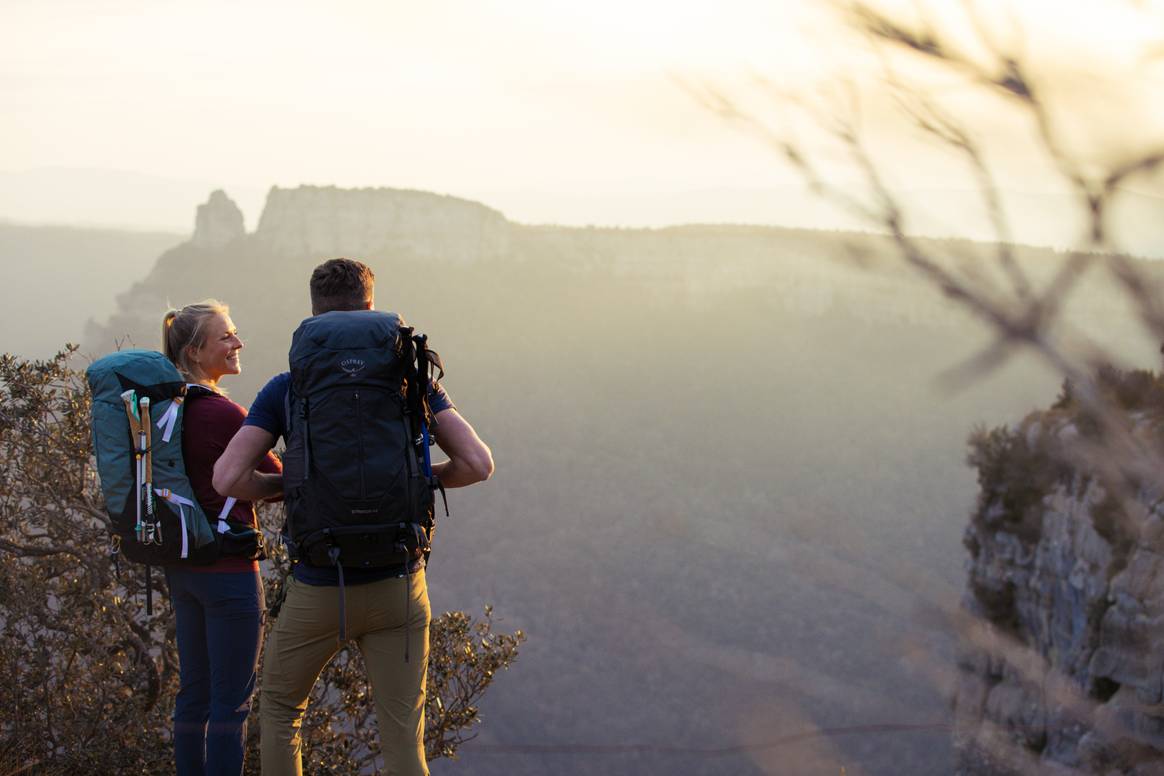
[253,185,510,262]
[955,371,1164,774]
[192,189,245,248]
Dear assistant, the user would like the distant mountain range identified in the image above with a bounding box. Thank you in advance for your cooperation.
[3,166,1162,257]
[79,185,1162,381]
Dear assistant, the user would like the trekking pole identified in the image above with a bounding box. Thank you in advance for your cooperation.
[137,397,151,544]
[139,396,156,616]
[140,397,158,545]
[120,390,144,543]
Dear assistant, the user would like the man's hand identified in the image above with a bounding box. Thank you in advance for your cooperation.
[213,425,283,500]
[430,408,494,488]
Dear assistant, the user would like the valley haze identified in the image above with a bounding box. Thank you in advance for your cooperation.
[6,184,1158,774]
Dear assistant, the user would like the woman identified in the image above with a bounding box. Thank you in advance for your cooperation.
[162,300,281,776]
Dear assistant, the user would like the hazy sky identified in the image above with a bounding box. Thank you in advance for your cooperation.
[2,1,825,190]
[4,0,1164,252]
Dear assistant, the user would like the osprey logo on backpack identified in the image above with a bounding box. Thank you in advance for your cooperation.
[339,357,366,377]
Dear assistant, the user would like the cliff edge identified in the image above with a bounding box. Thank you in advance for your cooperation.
[955,368,1164,775]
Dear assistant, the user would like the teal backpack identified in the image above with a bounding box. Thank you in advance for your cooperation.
[87,350,223,610]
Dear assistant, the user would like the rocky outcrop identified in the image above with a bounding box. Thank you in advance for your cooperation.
[253,185,511,262]
[84,184,1162,370]
[955,377,1164,774]
[192,190,245,248]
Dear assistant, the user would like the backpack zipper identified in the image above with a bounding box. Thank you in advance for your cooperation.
[355,390,366,498]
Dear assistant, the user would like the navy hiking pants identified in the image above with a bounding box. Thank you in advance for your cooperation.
[166,567,264,776]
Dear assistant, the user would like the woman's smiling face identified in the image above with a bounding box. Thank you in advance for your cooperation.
[190,312,243,384]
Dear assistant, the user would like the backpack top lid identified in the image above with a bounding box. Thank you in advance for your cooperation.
[289,310,405,393]
[86,349,186,403]
[291,309,402,349]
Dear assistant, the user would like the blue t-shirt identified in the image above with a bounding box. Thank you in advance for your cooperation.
[246,371,454,586]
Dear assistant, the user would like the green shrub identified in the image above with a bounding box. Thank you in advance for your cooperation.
[965,423,1056,543]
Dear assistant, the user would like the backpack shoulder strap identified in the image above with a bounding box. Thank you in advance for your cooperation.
[184,383,216,400]
[155,383,209,443]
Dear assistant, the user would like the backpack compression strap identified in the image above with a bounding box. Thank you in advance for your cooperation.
[412,334,448,513]
[412,333,445,428]
[154,395,184,443]
[400,330,444,429]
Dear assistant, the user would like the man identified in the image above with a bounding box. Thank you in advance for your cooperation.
[213,258,494,776]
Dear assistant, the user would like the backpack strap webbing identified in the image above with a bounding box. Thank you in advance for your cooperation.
[215,497,238,534]
[398,328,421,428]
[412,334,445,429]
[328,545,348,644]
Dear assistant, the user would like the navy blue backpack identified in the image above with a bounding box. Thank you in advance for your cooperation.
[282,310,441,569]
[280,311,445,647]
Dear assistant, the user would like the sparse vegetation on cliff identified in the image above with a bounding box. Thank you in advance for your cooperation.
[966,423,1056,539]
[956,365,1164,774]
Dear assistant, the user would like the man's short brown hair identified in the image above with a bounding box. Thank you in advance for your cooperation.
[310,258,375,315]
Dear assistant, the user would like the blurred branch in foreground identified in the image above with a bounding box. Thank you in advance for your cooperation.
[691,1,1164,772]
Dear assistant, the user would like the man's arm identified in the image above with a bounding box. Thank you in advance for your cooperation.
[213,425,283,500]
[430,408,494,488]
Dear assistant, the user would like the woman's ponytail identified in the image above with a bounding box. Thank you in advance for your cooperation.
[162,309,181,365]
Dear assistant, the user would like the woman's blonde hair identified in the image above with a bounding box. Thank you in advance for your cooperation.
[162,300,229,380]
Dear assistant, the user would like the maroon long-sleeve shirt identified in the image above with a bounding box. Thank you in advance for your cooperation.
[182,390,281,573]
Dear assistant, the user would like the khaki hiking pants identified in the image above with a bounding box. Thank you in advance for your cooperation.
[260,570,431,776]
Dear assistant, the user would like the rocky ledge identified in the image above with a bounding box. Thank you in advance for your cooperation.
[954,368,1164,775]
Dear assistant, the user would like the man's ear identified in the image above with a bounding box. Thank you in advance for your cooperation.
[364,296,374,310]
